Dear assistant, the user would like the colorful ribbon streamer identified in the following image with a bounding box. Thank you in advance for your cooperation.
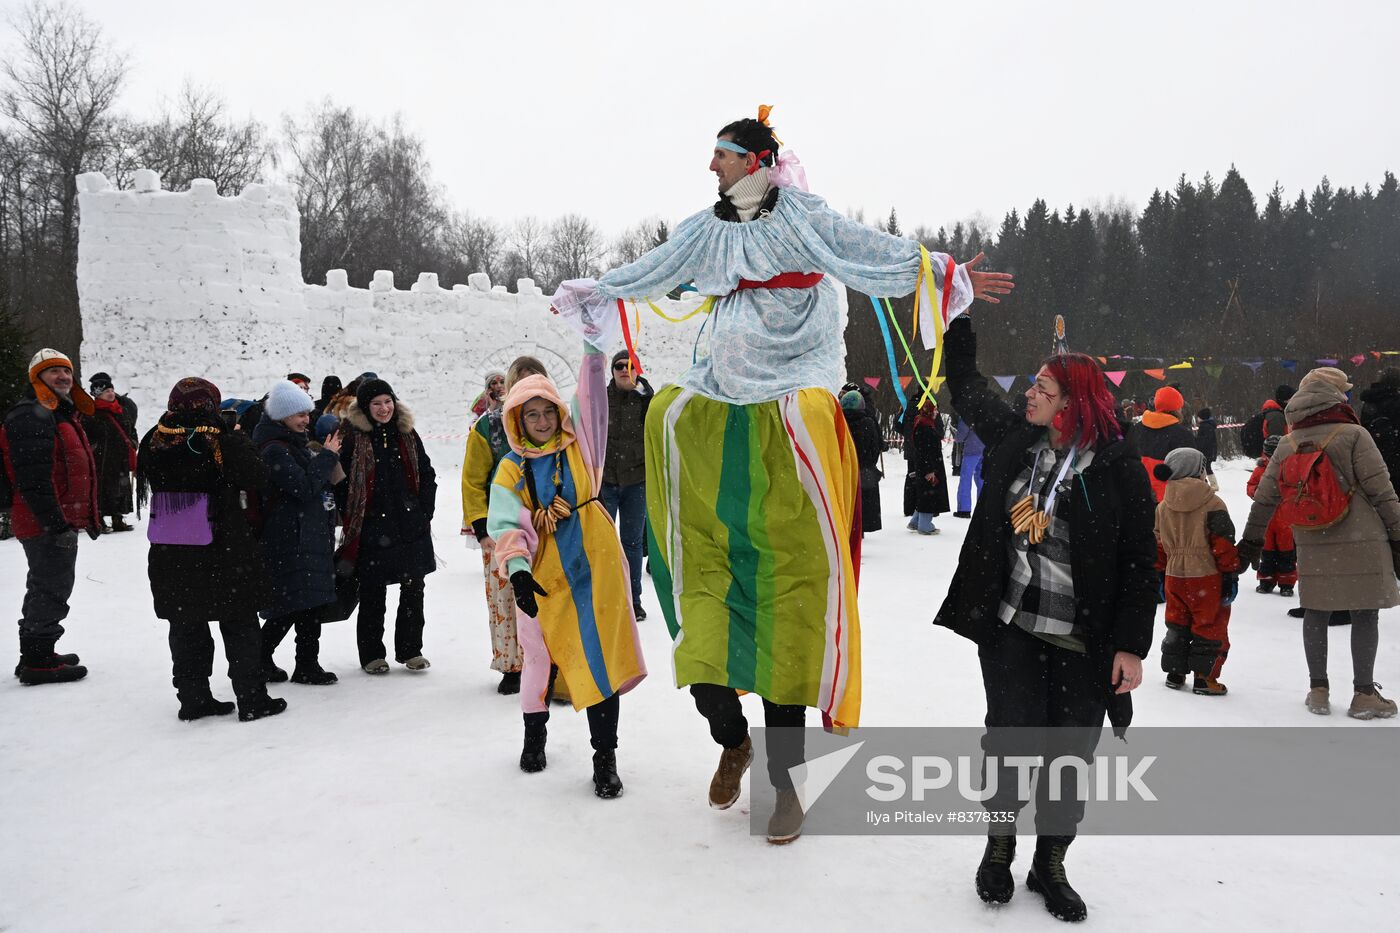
[868,295,909,409]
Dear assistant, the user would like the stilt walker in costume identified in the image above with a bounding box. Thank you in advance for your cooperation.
[488,347,647,799]
[550,108,1013,841]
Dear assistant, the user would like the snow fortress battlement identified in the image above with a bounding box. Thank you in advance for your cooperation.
[75,170,710,434]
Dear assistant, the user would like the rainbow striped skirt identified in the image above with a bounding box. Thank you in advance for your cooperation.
[645,386,863,730]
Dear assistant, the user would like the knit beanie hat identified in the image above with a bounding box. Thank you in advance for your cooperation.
[1263,434,1282,457]
[265,379,315,421]
[356,378,397,413]
[840,390,864,411]
[1275,384,1296,405]
[320,375,342,399]
[1298,366,1352,395]
[168,377,221,414]
[314,413,340,443]
[1153,385,1184,414]
[1197,407,1212,420]
[485,370,506,389]
[28,348,94,414]
[1152,446,1206,483]
[88,371,114,392]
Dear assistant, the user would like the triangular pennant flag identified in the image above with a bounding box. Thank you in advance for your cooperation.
[1281,360,1297,372]
[1097,356,1107,365]
[1206,365,1223,378]
[1384,351,1400,356]
[993,376,1017,392]
[1143,368,1166,380]
[1027,375,1038,385]
[1315,358,1338,366]
[1372,351,1383,360]
[1168,361,1192,370]
[864,377,881,389]
[898,375,914,390]
[1105,371,1127,387]
[1351,354,1367,366]
[1245,361,1265,373]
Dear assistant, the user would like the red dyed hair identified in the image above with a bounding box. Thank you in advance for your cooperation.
[1039,352,1123,450]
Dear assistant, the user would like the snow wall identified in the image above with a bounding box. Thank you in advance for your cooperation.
[74,170,756,437]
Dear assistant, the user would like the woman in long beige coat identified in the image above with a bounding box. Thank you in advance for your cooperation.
[1241,367,1400,719]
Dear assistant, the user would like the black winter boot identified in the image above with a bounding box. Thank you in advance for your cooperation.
[291,664,338,685]
[975,834,1016,904]
[1026,836,1087,922]
[497,671,521,695]
[16,638,87,685]
[592,749,623,799]
[237,689,288,722]
[520,714,548,773]
[261,660,289,683]
[177,685,236,721]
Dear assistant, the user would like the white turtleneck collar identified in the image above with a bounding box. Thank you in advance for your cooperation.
[722,167,772,221]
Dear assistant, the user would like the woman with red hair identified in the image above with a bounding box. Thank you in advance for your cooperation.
[933,315,1158,923]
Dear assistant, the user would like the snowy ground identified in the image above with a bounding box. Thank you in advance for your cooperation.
[2,450,1396,931]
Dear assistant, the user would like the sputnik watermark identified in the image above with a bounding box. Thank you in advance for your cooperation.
[864,754,1157,803]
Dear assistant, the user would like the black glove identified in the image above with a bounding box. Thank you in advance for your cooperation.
[1221,572,1239,606]
[1236,539,1263,572]
[511,570,549,618]
[471,518,489,541]
[50,526,79,549]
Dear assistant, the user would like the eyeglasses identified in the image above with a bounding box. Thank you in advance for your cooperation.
[522,410,557,424]
[613,362,632,372]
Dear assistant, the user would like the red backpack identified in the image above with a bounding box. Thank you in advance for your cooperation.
[1274,426,1352,529]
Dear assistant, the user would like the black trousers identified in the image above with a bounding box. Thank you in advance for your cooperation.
[356,577,425,666]
[524,692,621,752]
[261,606,323,666]
[690,683,806,790]
[978,623,1107,837]
[18,534,78,646]
[167,613,263,701]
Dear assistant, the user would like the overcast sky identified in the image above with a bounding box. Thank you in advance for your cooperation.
[53,0,1400,238]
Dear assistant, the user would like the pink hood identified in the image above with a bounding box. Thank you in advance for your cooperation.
[501,374,576,459]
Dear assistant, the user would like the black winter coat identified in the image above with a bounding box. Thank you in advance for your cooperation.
[1194,416,1219,464]
[843,406,885,533]
[1359,382,1400,484]
[138,412,270,621]
[932,317,1159,732]
[903,415,949,517]
[83,397,137,516]
[252,416,340,618]
[603,376,652,487]
[338,402,437,584]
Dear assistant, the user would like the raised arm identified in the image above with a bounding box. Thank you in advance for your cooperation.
[942,316,1022,451]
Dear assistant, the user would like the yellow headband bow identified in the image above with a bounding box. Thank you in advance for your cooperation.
[756,104,783,146]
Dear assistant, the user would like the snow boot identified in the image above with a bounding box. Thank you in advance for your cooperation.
[177,685,235,722]
[237,691,288,722]
[708,735,753,809]
[766,788,804,845]
[1164,672,1187,690]
[1255,581,1275,594]
[634,605,647,622]
[520,714,548,773]
[261,660,289,683]
[399,655,431,671]
[16,639,87,686]
[1193,676,1228,696]
[1026,836,1087,922]
[110,516,134,532]
[1278,585,1294,597]
[1348,684,1398,720]
[1287,607,1306,619]
[975,833,1017,904]
[1305,686,1331,715]
[362,659,390,675]
[290,664,338,686]
[954,511,972,519]
[592,749,623,799]
[497,671,521,695]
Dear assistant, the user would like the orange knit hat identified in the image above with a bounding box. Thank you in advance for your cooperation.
[28,348,94,414]
[1153,385,1184,414]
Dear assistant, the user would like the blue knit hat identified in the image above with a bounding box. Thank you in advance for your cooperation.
[314,413,340,443]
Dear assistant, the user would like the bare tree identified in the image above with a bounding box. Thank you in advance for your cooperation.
[545,214,604,288]
[508,215,549,284]
[444,211,503,282]
[1,0,127,358]
[610,216,669,267]
[120,82,272,192]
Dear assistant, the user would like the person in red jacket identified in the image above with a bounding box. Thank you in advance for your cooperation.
[1247,435,1297,596]
[1131,386,1196,501]
[1153,447,1239,696]
[1,349,101,685]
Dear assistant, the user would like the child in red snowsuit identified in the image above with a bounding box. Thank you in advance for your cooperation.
[1247,435,1297,596]
[1153,448,1240,696]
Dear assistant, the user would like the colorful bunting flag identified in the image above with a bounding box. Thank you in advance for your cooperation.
[1315,358,1338,366]
[1245,361,1265,372]
[1168,361,1192,370]
[864,377,881,389]
[1352,354,1367,366]
[993,376,1017,392]
[898,375,914,390]
[1206,365,1223,378]
[1144,368,1166,380]
[1281,360,1297,372]
[1105,371,1127,386]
